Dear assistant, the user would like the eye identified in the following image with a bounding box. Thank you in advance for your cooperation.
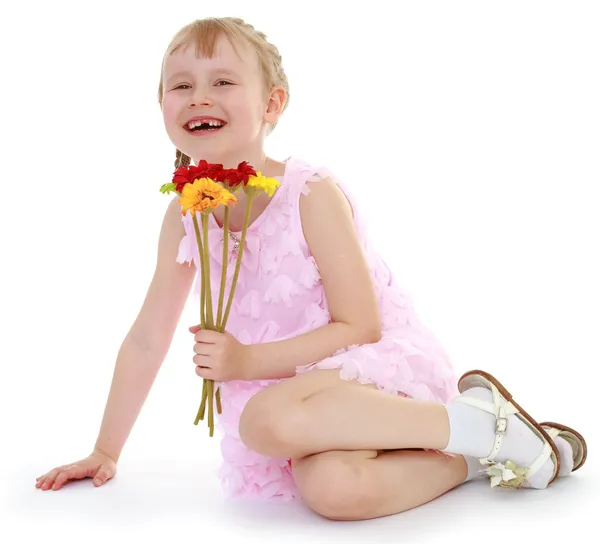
[215,80,233,86]
[173,84,191,90]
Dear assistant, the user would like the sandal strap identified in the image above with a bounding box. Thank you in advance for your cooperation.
[544,426,561,440]
[454,383,519,463]
[542,425,583,471]
[482,438,553,488]
[526,440,553,478]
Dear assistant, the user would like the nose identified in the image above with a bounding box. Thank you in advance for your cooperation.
[188,86,213,108]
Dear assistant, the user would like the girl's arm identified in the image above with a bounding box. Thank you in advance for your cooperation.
[244,177,382,381]
[94,197,195,462]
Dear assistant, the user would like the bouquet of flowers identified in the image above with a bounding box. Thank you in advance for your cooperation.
[160,160,280,436]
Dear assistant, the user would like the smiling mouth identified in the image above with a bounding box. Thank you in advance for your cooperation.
[184,120,227,133]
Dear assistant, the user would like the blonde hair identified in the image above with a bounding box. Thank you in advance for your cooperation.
[158,17,290,169]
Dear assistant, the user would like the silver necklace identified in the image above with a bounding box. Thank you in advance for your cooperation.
[228,231,241,251]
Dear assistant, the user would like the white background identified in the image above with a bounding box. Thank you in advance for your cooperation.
[1,0,598,542]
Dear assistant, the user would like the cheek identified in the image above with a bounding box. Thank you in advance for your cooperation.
[228,91,264,120]
[232,103,265,130]
[161,96,181,126]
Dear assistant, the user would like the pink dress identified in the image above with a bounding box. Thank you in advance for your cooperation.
[176,156,458,501]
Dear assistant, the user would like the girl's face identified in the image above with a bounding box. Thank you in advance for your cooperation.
[161,35,279,166]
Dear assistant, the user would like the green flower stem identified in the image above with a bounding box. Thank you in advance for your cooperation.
[213,202,232,417]
[216,387,222,415]
[192,212,212,427]
[194,379,208,425]
[221,193,257,329]
[216,205,230,330]
[191,213,206,329]
[207,379,215,437]
[195,212,216,434]
[201,213,214,329]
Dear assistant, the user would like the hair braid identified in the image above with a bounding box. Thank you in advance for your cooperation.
[175,148,191,169]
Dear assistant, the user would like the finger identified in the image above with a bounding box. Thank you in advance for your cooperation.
[93,466,112,487]
[40,475,56,490]
[193,342,216,356]
[37,465,67,481]
[194,329,222,343]
[37,467,64,489]
[50,466,83,490]
[35,473,54,486]
[52,469,76,490]
[189,324,201,333]
[36,469,54,486]
[195,365,214,380]
[193,354,212,367]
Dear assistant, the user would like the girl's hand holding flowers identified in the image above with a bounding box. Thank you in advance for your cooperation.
[188,326,251,382]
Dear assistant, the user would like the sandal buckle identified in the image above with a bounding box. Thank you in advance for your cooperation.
[496,417,508,435]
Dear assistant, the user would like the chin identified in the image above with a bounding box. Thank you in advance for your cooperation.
[177,136,259,167]
[194,149,254,167]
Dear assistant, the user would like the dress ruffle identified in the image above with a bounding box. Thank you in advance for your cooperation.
[217,382,298,501]
[296,329,456,403]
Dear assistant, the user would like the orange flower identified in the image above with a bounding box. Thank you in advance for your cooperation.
[179,177,237,215]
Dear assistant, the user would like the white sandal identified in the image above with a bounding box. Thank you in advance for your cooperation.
[455,370,560,488]
[541,422,587,472]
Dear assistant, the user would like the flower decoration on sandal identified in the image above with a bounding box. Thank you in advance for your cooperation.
[484,460,528,488]
[160,161,280,437]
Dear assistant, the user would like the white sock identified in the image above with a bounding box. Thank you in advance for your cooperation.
[444,387,556,489]
[463,455,486,482]
[554,436,574,477]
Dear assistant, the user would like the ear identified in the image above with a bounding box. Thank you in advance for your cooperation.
[264,86,287,124]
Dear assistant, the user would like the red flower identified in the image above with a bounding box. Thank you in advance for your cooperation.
[236,161,257,184]
[172,160,225,193]
[201,160,226,179]
[213,161,257,188]
[171,160,256,192]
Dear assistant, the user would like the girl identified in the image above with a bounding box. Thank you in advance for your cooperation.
[35,17,587,520]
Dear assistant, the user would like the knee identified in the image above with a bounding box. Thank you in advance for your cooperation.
[239,391,305,458]
[297,454,378,521]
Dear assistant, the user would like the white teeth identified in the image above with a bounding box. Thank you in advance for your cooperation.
[187,119,224,129]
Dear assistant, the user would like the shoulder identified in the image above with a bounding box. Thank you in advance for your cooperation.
[159,195,184,230]
[298,175,359,264]
[157,195,187,251]
[299,174,353,225]
[168,193,183,213]
[264,157,287,178]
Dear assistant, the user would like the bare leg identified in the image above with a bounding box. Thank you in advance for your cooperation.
[239,369,451,459]
[292,448,468,521]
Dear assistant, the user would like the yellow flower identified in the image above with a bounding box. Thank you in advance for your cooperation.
[179,177,237,214]
[246,171,280,197]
